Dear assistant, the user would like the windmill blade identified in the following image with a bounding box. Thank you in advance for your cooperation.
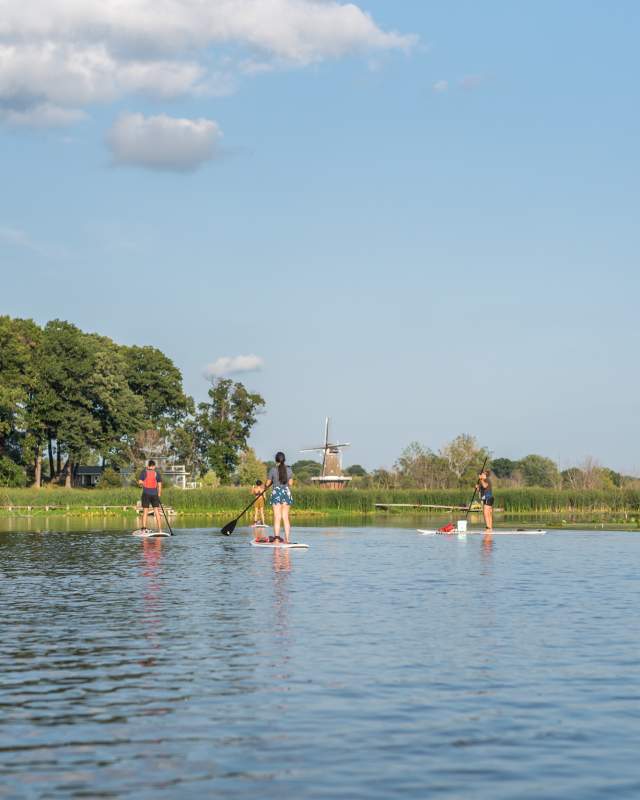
[329,442,351,449]
[300,447,326,453]
[322,418,330,476]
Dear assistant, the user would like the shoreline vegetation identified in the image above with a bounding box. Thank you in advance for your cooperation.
[1,488,640,528]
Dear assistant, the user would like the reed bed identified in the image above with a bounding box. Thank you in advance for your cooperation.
[1,486,639,515]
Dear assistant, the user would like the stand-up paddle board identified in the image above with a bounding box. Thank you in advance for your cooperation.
[132,529,171,538]
[251,541,309,549]
[418,529,546,536]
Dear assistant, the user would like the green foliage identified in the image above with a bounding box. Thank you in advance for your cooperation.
[0,315,194,487]
[491,458,518,479]
[518,454,560,488]
[345,464,368,477]
[396,442,454,489]
[201,470,221,488]
[1,486,640,515]
[0,456,27,487]
[235,448,266,486]
[97,467,122,488]
[195,379,265,483]
[123,345,192,428]
[291,459,322,483]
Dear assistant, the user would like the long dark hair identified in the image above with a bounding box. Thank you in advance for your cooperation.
[275,452,287,485]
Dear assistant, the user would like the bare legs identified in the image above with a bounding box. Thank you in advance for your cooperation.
[282,504,291,543]
[140,503,163,531]
[272,504,291,543]
[483,503,493,531]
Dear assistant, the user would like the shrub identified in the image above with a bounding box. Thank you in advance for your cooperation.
[0,456,27,487]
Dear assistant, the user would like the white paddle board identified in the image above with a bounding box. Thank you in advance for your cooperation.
[251,541,309,549]
[132,529,171,538]
[418,529,546,536]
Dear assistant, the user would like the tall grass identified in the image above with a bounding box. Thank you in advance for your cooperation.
[0,486,639,514]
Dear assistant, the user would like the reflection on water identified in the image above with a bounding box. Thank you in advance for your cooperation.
[2,525,640,799]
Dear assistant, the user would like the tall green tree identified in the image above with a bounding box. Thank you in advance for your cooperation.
[518,454,560,488]
[123,345,193,428]
[195,379,265,483]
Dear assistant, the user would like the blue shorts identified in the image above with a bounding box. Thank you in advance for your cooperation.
[270,485,293,506]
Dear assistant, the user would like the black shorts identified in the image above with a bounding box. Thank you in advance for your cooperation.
[141,493,160,508]
[482,496,495,507]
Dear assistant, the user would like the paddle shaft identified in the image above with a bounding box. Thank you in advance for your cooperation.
[466,456,489,519]
[159,499,174,536]
[223,485,270,532]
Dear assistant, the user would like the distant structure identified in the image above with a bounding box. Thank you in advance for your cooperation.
[125,430,195,489]
[301,418,352,490]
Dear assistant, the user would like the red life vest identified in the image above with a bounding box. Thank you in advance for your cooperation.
[142,469,158,490]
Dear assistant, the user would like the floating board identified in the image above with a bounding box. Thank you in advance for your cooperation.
[418,529,546,536]
[251,541,309,549]
[132,529,171,538]
[252,523,270,528]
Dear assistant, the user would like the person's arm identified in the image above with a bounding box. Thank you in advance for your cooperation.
[137,470,145,488]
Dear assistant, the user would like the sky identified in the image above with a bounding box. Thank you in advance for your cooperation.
[1,0,639,473]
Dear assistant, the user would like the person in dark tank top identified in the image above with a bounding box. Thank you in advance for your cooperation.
[477,468,494,532]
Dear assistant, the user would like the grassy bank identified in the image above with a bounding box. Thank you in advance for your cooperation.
[1,486,640,517]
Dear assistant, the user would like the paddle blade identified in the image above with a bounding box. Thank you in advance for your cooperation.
[220,519,237,536]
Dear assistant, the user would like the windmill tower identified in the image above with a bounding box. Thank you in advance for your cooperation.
[301,418,352,490]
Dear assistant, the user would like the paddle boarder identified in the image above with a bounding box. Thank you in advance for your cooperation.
[265,452,293,544]
[477,468,494,531]
[138,460,163,533]
[252,480,267,527]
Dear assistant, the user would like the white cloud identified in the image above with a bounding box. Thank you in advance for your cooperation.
[0,225,66,258]
[0,1,416,126]
[107,113,222,171]
[432,79,449,93]
[204,355,264,378]
[0,102,86,127]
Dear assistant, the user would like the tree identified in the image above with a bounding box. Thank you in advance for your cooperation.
[345,464,368,477]
[235,448,267,485]
[440,434,488,485]
[518,454,560,488]
[395,442,454,489]
[491,458,518,479]
[291,459,322,483]
[195,379,265,483]
[123,345,193,429]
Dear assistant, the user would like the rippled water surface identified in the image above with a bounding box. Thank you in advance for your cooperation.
[2,525,640,799]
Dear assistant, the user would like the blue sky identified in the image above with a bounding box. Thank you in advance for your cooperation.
[1,1,639,472]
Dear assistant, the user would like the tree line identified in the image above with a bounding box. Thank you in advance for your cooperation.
[0,316,264,488]
[336,436,633,492]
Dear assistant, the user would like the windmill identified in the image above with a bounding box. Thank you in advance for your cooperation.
[301,417,352,489]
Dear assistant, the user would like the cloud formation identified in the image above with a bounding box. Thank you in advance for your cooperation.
[0,1,415,126]
[0,224,65,258]
[204,355,264,379]
[432,80,449,93]
[107,113,222,171]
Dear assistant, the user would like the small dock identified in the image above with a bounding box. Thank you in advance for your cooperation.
[375,503,489,512]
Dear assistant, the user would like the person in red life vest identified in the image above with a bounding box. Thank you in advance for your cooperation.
[138,460,163,532]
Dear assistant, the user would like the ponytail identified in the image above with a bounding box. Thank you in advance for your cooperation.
[275,451,287,485]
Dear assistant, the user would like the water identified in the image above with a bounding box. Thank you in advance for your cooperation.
[1,524,640,799]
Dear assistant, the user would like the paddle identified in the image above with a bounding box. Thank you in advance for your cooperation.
[159,499,174,536]
[220,486,269,536]
[466,456,489,520]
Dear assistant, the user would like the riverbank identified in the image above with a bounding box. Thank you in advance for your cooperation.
[1,487,640,528]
